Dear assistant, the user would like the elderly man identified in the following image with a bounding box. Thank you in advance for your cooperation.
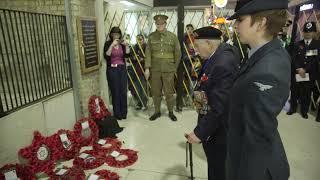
[185,26,240,180]
[144,15,181,121]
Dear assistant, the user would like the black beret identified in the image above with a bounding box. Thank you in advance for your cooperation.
[228,0,288,20]
[194,26,222,40]
[303,22,317,33]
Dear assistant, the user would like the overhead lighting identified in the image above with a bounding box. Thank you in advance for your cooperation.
[120,1,135,6]
[300,3,313,11]
[124,9,129,11]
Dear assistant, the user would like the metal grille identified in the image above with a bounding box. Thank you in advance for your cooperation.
[0,9,72,117]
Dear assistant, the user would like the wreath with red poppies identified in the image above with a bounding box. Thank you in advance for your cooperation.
[18,131,57,174]
[73,118,99,146]
[105,149,138,168]
[88,95,111,120]
[50,166,85,180]
[73,150,105,170]
[93,170,120,180]
[55,129,81,160]
[0,164,35,180]
[93,138,122,154]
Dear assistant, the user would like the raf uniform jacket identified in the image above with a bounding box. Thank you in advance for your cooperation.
[292,39,320,81]
[145,30,181,72]
[193,43,239,143]
[227,39,290,180]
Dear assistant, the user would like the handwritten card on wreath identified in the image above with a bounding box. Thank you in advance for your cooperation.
[98,139,106,145]
[88,174,100,180]
[4,170,19,180]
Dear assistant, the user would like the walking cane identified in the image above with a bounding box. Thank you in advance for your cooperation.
[186,141,194,180]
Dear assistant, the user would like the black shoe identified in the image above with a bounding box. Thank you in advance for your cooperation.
[149,113,161,121]
[316,117,320,122]
[175,106,182,112]
[169,112,177,121]
[115,116,122,120]
[286,110,296,115]
[301,113,308,119]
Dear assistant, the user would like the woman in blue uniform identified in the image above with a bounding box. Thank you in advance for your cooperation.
[226,0,290,179]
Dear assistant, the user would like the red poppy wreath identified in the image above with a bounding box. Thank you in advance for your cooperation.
[0,164,35,180]
[18,131,58,175]
[73,118,99,146]
[88,95,111,120]
[50,166,85,180]
[92,169,120,180]
[105,149,138,168]
[55,129,81,160]
[93,138,122,154]
[73,150,105,170]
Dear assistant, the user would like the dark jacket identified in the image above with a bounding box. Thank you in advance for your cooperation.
[103,40,130,67]
[193,43,240,144]
[130,43,146,76]
[292,39,320,81]
[227,39,290,180]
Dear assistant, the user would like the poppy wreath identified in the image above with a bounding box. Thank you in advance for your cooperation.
[55,129,82,160]
[93,138,122,154]
[73,150,105,170]
[18,131,57,175]
[105,149,138,168]
[73,118,99,146]
[0,164,35,180]
[93,170,120,180]
[50,166,85,180]
[88,95,111,120]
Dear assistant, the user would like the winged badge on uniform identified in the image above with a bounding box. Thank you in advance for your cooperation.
[253,82,273,91]
[193,91,210,115]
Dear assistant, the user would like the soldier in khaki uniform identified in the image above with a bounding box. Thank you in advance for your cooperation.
[144,15,181,121]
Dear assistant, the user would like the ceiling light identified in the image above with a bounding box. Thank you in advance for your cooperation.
[300,4,313,11]
[120,1,135,6]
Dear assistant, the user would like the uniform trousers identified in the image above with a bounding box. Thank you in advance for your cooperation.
[203,140,227,180]
[151,71,175,113]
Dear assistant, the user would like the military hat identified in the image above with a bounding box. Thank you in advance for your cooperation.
[228,0,288,20]
[153,14,168,25]
[194,26,222,40]
[234,0,252,12]
[303,22,317,33]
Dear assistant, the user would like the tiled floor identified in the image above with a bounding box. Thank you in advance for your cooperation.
[58,105,320,180]
[108,105,320,180]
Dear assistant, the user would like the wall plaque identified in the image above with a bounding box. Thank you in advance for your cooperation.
[77,17,100,74]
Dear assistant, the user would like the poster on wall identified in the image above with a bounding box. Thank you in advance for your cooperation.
[77,17,100,74]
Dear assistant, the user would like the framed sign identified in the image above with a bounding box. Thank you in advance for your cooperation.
[77,17,100,74]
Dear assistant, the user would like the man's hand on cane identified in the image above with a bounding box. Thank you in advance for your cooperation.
[185,132,201,144]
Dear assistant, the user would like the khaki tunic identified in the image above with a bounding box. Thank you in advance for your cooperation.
[145,30,181,112]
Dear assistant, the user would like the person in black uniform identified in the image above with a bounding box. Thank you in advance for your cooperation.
[287,22,320,119]
[227,0,290,179]
[185,27,239,180]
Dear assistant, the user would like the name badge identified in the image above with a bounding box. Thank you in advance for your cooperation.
[306,49,318,57]
[111,64,118,67]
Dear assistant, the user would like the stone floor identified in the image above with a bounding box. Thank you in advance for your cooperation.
[66,105,319,180]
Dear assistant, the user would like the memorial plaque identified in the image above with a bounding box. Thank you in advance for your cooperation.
[77,17,100,74]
